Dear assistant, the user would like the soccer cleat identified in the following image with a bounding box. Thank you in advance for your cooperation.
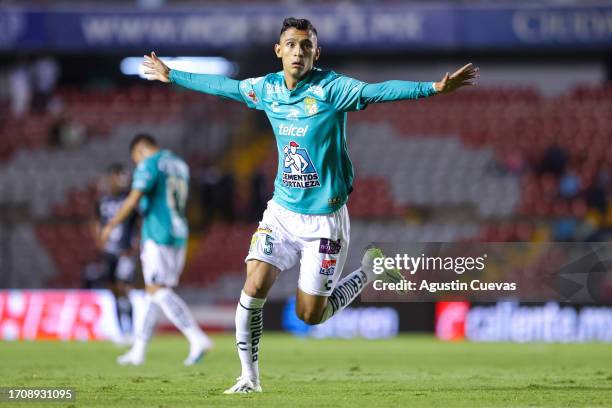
[112,334,134,348]
[223,376,262,394]
[184,336,214,366]
[362,247,407,293]
[117,349,144,366]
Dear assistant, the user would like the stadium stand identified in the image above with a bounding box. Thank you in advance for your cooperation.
[2,83,611,296]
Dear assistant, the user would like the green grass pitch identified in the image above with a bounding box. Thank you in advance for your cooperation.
[2,333,612,407]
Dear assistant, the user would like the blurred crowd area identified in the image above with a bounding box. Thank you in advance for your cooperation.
[1,0,589,6]
[0,0,611,302]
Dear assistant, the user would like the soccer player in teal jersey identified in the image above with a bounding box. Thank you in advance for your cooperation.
[101,133,212,366]
[143,17,478,393]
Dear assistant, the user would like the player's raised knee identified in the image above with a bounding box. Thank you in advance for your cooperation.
[243,261,279,298]
[243,276,274,298]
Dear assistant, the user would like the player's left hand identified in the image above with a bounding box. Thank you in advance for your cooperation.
[434,63,479,94]
[100,224,113,246]
[142,52,170,83]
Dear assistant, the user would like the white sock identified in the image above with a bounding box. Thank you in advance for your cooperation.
[153,288,205,345]
[132,293,159,357]
[320,268,369,323]
[235,291,266,382]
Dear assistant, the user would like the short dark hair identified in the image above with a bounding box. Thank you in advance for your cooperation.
[107,163,124,174]
[280,17,317,37]
[129,133,158,153]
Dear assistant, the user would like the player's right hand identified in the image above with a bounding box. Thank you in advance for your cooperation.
[142,52,170,83]
[434,63,479,94]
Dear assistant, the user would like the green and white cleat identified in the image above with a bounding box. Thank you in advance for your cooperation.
[116,348,144,366]
[223,376,262,394]
[184,335,213,366]
[362,247,407,293]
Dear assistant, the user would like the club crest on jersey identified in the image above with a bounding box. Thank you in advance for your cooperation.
[320,259,337,276]
[304,97,318,115]
[282,141,320,189]
[319,238,341,255]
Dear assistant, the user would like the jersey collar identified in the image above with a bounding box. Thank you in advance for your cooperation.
[282,67,320,93]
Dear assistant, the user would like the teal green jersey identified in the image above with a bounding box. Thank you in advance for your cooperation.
[132,150,189,247]
[170,68,436,215]
[237,69,367,214]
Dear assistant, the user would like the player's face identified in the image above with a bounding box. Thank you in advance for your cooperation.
[290,145,297,154]
[131,148,143,164]
[275,28,320,80]
[109,172,127,193]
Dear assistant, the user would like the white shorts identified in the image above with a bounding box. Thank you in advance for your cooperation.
[141,240,186,287]
[116,255,136,282]
[245,200,350,296]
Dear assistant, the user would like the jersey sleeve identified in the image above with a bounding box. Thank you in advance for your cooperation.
[327,75,369,112]
[169,70,243,103]
[361,81,437,103]
[238,76,266,110]
[131,160,158,193]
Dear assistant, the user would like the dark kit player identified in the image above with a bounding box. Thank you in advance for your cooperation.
[92,164,138,344]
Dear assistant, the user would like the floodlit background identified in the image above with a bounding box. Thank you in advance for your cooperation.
[1,0,612,341]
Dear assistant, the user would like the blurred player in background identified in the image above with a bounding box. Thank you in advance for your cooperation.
[143,17,477,392]
[100,133,212,366]
[91,163,138,345]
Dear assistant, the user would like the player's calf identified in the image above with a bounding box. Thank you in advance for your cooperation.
[226,260,278,393]
[295,290,328,325]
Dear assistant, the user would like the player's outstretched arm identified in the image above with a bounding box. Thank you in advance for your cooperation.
[433,63,479,94]
[359,63,479,105]
[142,51,244,103]
[90,218,104,251]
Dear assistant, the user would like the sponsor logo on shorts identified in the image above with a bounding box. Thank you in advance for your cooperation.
[320,259,337,276]
[319,238,342,254]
